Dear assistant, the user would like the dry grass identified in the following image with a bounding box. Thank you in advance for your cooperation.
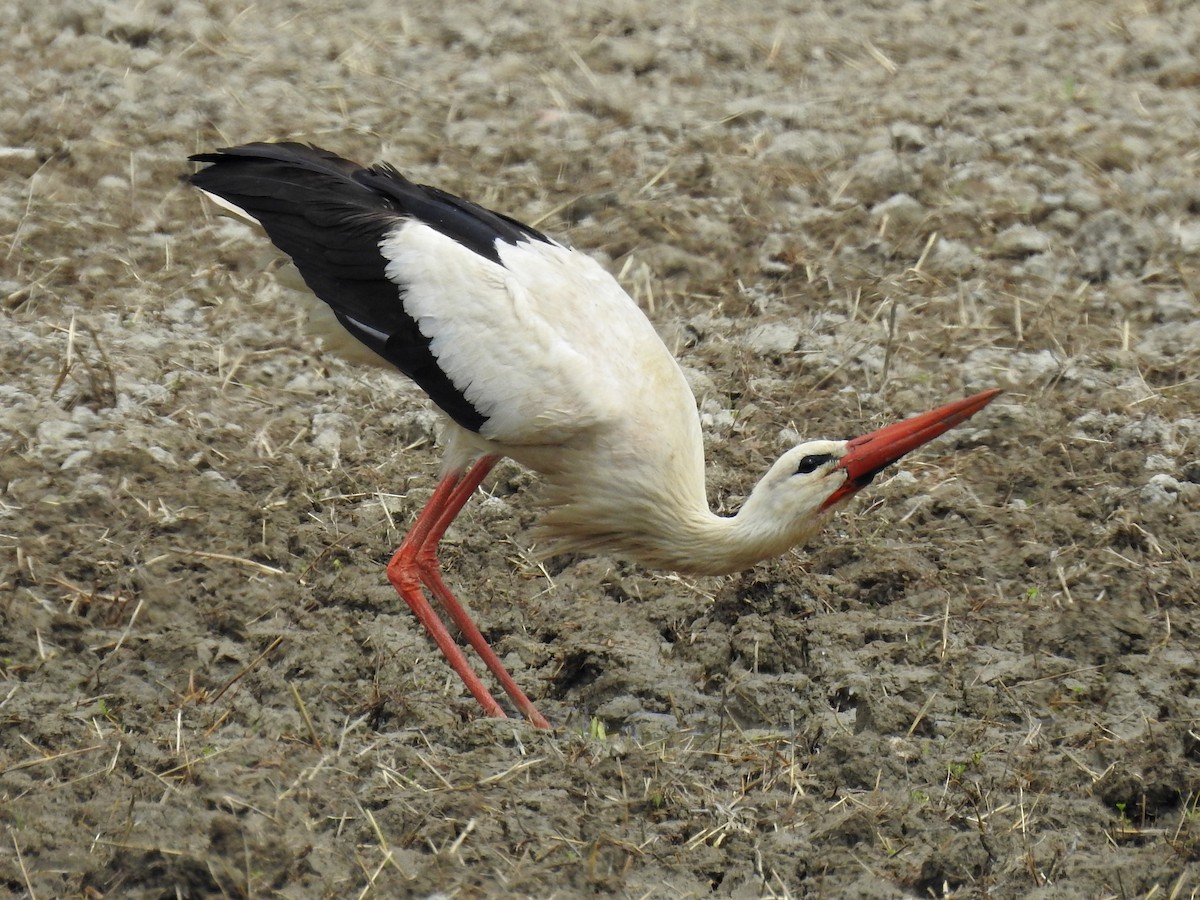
[3,0,1199,896]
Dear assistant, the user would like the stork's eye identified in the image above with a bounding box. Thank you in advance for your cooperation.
[794,453,833,475]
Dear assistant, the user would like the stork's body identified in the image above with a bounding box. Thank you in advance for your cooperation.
[190,143,998,729]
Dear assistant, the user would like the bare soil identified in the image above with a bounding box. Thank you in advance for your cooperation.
[3,0,1199,896]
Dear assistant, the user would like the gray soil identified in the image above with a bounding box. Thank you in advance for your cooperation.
[3,0,1199,896]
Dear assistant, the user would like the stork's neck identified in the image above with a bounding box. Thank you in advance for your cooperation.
[646,490,829,576]
[528,409,834,575]
[534,471,829,577]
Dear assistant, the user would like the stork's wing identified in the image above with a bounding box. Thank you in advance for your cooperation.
[188,142,677,444]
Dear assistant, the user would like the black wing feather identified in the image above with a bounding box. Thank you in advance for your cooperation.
[188,142,552,433]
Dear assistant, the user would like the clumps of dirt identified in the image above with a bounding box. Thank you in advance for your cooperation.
[3,0,1200,896]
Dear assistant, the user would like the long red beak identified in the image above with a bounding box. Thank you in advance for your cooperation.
[820,389,1002,511]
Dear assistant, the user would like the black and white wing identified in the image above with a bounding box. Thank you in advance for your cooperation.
[189,142,691,452]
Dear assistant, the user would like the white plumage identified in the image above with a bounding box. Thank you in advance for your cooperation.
[190,142,999,728]
[381,224,666,451]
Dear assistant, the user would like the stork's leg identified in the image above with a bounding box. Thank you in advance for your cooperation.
[387,455,550,729]
[413,461,550,729]
[386,463,507,719]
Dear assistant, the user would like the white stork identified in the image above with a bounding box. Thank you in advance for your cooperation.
[189,142,999,729]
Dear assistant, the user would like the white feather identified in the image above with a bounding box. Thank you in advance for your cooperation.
[194,188,259,225]
[379,223,688,449]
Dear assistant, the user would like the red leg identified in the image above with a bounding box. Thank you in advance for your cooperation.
[386,456,550,729]
[386,462,508,720]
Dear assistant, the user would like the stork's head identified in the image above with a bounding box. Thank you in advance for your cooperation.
[741,390,1001,556]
